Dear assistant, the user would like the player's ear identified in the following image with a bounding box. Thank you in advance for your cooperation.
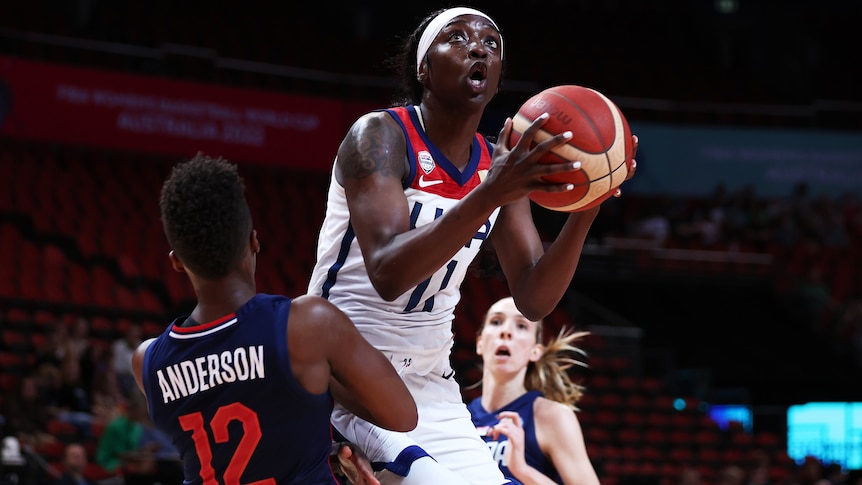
[168,250,185,273]
[250,229,260,254]
[475,334,485,355]
[529,344,543,362]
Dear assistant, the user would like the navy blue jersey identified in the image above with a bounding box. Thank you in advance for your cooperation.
[142,294,338,485]
[468,390,562,484]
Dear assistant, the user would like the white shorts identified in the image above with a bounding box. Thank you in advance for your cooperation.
[331,355,507,485]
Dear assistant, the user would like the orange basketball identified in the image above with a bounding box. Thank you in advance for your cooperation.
[508,85,634,212]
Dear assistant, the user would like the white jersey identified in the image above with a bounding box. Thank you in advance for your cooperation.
[308,105,500,373]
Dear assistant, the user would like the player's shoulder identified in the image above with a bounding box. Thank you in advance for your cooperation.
[289,295,348,328]
[132,337,157,361]
[339,109,408,178]
[290,294,337,315]
[533,395,576,423]
[348,109,403,139]
[135,337,157,353]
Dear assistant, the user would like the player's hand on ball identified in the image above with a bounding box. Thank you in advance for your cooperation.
[614,134,639,198]
[485,113,582,207]
[507,85,634,212]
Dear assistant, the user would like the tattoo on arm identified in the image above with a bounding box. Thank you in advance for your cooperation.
[340,116,406,181]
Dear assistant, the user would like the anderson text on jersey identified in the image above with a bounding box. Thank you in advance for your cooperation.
[156,346,265,403]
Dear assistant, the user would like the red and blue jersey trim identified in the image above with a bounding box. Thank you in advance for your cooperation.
[168,313,238,339]
[385,106,494,199]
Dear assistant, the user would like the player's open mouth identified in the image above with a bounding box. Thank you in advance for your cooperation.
[469,63,487,88]
[495,347,510,356]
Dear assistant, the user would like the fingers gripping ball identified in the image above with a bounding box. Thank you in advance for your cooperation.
[509,85,635,212]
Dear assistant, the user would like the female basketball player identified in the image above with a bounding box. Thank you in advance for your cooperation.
[133,154,416,485]
[307,6,638,484]
[469,297,599,485]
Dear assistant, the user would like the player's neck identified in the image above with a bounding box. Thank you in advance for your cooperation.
[481,374,527,411]
[417,102,481,169]
[191,277,256,324]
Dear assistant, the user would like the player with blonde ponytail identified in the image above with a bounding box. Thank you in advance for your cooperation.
[469,296,599,485]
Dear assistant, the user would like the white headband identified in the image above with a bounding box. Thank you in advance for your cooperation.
[415,7,503,75]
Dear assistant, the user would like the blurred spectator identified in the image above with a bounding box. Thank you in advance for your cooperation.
[744,198,777,251]
[818,199,851,248]
[722,185,756,244]
[1,374,57,450]
[745,448,774,485]
[47,355,94,442]
[675,200,723,247]
[85,343,122,426]
[65,318,91,366]
[789,183,823,245]
[110,323,141,401]
[66,318,96,398]
[93,393,174,485]
[747,464,772,485]
[633,205,671,244]
[94,396,147,476]
[138,421,179,464]
[678,465,701,485]
[718,465,746,485]
[792,264,840,333]
[52,443,95,485]
[34,325,69,370]
[798,456,824,485]
[818,463,845,485]
[707,182,730,228]
[771,206,801,250]
[136,419,182,485]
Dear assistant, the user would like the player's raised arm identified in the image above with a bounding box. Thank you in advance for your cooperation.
[337,111,577,302]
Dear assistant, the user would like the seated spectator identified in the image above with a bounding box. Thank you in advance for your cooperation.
[1,374,57,450]
[94,395,149,477]
[85,342,123,427]
[106,394,180,485]
[110,323,141,401]
[793,264,840,331]
[677,465,701,485]
[35,324,69,371]
[48,355,95,442]
[66,318,98,400]
[632,206,671,245]
[65,317,92,367]
[135,422,183,485]
[716,465,745,485]
[52,443,95,485]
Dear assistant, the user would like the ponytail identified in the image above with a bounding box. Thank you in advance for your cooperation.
[524,327,589,411]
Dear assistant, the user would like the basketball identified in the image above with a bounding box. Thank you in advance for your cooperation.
[508,84,634,212]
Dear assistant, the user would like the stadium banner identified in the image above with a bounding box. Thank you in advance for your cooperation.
[0,55,376,169]
[2,55,861,196]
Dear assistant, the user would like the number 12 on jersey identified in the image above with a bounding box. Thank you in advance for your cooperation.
[179,402,276,485]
